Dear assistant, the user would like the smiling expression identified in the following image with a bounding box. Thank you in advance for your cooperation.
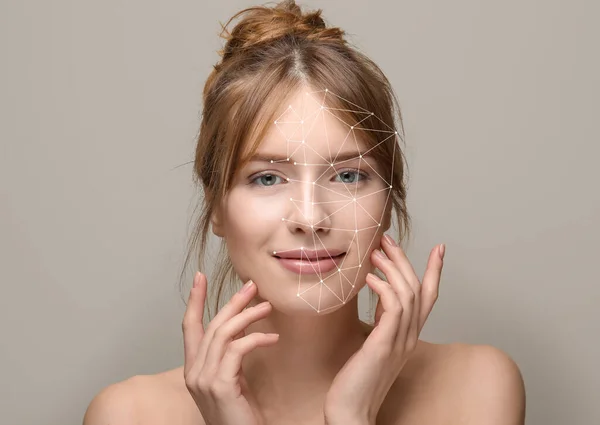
[211,85,397,315]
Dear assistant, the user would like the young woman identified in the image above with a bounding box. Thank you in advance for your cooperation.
[84,1,525,424]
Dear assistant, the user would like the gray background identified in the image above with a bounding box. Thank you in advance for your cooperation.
[1,0,598,424]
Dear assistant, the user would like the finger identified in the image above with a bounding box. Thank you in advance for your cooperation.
[370,249,413,300]
[206,280,257,333]
[370,250,415,344]
[381,235,420,290]
[202,301,273,372]
[218,333,280,382]
[365,272,403,347]
[418,244,445,334]
[196,279,257,365]
[182,272,207,376]
[380,236,421,347]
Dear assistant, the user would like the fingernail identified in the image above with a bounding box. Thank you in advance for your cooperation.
[383,234,397,246]
[373,250,385,259]
[366,272,377,280]
[240,280,254,294]
[439,244,446,260]
[257,301,271,310]
[193,272,201,288]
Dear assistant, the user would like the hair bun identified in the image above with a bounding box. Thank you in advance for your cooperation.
[217,0,346,61]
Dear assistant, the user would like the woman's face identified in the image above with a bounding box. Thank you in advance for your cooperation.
[212,86,393,315]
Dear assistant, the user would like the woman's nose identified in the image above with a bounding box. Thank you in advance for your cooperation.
[286,179,331,234]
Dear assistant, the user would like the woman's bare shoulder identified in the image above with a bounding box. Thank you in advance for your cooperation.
[83,369,200,425]
[382,340,525,425]
[83,342,523,425]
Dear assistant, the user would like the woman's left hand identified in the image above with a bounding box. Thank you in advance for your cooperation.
[323,235,445,425]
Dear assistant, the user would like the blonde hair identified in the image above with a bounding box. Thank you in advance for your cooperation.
[179,0,411,321]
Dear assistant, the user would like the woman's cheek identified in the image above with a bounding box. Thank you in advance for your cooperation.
[227,192,287,237]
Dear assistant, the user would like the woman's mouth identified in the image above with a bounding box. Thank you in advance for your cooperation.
[273,252,346,275]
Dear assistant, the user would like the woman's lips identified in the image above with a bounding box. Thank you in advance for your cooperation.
[275,253,346,275]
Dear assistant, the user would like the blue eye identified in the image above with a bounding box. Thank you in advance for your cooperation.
[249,169,368,187]
[334,170,367,184]
[251,174,283,187]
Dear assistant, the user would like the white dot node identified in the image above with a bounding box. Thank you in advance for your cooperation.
[330,163,334,167]
[289,105,292,108]
[395,131,398,134]
[351,126,354,130]
[359,155,362,158]
[290,197,293,201]
[310,225,314,228]
[312,182,315,185]
[390,185,393,188]
[297,293,300,297]
[281,218,285,221]
[343,300,346,304]
[274,120,277,124]
[294,162,297,165]
[301,247,304,250]
[338,268,341,272]
[286,178,290,181]
[270,160,273,163]
[359,264,362,267]
[301,121,304,124]
[273,251,276,255]
[355,230,358,233]
[378,223,381,226]
[353,198,356,202]
[286,158,290,161]
[321,106,324,109]
[320,280,323,283]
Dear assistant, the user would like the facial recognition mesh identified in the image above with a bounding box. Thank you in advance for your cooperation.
[269,88,399,313]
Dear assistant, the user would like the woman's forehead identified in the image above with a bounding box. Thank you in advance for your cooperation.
[256,88,369,162]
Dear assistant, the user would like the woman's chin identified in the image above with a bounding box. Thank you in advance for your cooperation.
[265,285,361,316]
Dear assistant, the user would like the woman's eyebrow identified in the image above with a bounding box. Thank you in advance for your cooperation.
[249,150,372,164]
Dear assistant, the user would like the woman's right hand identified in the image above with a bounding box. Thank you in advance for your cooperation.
[182,272,279,425]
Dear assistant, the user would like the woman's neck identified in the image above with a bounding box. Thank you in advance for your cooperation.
[242,295,371,418]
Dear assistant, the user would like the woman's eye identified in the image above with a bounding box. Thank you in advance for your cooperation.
[334,170,367,184]
[250,170,367,187]
[251,174,283,187]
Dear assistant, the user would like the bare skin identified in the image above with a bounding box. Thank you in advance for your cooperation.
[82,84,526,424]
[122,335,471,425]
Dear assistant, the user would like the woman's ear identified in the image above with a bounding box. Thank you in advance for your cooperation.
[205,188,225,237]
[210,207,225,237]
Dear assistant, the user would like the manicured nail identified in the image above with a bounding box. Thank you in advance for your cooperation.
[257,301,271,310]
[193,272,201,288]
[383,234,397,246]
[439,244,446,260]
[373,250,385,259]
[240,280,254,294]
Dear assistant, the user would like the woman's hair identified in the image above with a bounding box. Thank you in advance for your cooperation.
[179,0,411,321]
